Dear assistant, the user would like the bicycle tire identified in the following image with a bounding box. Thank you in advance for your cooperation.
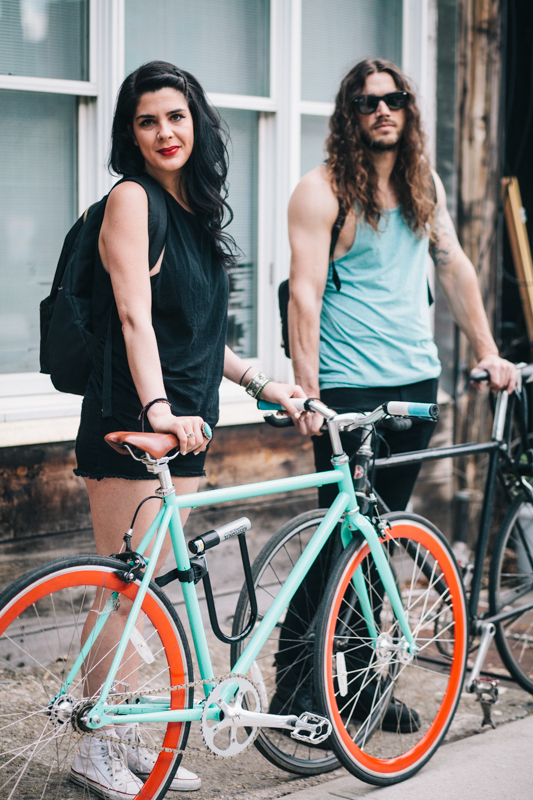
[489,493,533,694]
[0,555,193,800]
[315,512,468,786]
[230,509,340,775]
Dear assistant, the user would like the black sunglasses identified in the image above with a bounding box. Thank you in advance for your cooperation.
[352,91,408,114]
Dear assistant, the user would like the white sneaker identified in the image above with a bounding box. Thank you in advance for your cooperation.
[70,732,144,800]
[116,723,201,792]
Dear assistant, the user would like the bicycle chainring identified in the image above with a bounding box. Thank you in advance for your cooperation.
[201,675,261,758]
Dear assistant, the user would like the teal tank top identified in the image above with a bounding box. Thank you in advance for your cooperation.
[319,206,441,389]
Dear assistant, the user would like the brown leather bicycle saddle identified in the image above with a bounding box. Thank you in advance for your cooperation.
[105,431,179,459]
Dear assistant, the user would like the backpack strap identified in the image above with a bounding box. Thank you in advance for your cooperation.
[120,173,168,269]
[101,174,168,418]
[329,200,346,292]
[427,172,438,307]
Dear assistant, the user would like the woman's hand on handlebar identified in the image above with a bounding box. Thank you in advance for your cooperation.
[258,381,306,425]
[472,354,516,393]
[147,407,209,456]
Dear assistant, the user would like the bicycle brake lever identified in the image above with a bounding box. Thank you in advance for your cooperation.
[263,412,294,428]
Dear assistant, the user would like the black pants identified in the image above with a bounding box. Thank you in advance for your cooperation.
[314,379,439,511]
[274,379,438,707]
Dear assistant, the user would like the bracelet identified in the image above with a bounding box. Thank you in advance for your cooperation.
[245,372,272,399]
[239,366,253,386]
[256,379,272,400]
[138,398,171,432]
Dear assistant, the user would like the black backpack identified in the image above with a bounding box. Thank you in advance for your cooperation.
[39,174,167,410]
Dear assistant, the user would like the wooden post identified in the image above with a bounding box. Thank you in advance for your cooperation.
[454,0,504,535]
[502,177,533,353]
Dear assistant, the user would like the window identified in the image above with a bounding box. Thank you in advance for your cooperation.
[125,0,270,97]
[301,114,329,177]
[0,90,77,374]
[0,0,89,380]
[222,109,259,358]
[301,0,403,103]
[0,0,89,81]
[300,0,403,180]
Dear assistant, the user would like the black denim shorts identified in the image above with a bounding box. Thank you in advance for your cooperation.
[74,394,208,481]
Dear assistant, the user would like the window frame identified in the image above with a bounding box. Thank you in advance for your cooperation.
[0,0,437,445]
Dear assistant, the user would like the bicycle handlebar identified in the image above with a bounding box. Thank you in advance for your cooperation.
[258,398,439,425]
[470,369,490,382]
[384,401,439,420]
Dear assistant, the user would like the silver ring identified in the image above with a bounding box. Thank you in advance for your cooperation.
[186,432,195,439]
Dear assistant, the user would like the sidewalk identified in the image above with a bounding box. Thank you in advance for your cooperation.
[278,715,533,800]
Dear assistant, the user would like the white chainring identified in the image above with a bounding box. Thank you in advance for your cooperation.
[201,675,261,758]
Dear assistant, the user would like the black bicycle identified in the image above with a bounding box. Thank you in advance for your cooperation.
[369,363,533,722]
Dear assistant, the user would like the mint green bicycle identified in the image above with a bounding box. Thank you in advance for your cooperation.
[0,398,468,798]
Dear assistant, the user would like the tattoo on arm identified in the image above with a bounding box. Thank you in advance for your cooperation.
[429,203,461,268]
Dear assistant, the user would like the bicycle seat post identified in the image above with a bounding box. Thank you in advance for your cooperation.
[141,456,176,498]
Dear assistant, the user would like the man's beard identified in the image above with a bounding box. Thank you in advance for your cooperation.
[361,126,402,151]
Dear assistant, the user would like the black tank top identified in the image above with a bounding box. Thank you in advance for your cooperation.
[89,184,229,431]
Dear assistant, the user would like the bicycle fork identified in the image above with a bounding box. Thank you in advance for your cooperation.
[334,457,419,656]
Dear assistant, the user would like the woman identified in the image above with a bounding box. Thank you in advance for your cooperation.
[71,61,304,799]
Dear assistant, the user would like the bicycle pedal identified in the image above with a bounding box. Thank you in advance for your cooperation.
[473,678,499,729]
[290,712,332,744]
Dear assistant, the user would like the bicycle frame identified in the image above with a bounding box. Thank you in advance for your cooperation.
[70,455,418,730]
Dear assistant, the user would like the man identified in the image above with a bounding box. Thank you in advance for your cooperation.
[289,58,514,504]
[271,59,514,734]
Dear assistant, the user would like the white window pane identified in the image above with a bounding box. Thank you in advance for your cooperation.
[125,0,270,97]
[0,0,89,81]
[221,109,258,359]
[0,91,77,374]
[301,115,329,177]
[302,0,403,103]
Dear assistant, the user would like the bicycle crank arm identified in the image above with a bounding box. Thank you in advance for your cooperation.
[232,708,332,743]
[465,621,496,692]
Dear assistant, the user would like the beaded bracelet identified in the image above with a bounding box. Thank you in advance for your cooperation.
[245,371,272,399]
[138,398,171,432]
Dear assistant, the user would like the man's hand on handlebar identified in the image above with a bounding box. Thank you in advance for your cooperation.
[472,354,516,394]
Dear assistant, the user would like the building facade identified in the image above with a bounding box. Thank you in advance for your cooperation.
[0,0,449,539]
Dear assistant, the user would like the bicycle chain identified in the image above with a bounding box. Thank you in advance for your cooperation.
[72,671,250,759]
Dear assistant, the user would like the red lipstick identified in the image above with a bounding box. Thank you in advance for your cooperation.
[158,146,179,157]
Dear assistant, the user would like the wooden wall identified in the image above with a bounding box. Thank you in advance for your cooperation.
[454,0,504,526]
[0,424,315,543]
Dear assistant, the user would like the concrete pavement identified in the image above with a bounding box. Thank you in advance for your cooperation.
[278,715,533,800]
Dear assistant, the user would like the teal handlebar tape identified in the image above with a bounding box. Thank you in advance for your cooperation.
[257,400,283,411]
[407,403,439,420]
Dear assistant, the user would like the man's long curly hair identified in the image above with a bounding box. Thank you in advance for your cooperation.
[326,59,435,238]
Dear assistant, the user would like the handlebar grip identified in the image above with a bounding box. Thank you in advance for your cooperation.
[257,400,282,411]
[470,369,490,382]
[257,398,306,412]
[385,401,439,421]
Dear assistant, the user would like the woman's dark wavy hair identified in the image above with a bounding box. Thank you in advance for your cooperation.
[110,61,237,267]
[326,59,435,238]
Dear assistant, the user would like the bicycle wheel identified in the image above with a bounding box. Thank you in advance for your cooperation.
[315,512,468,786]
[489,494,533,693]
[0,555,193,800]
[230,509,340,775]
